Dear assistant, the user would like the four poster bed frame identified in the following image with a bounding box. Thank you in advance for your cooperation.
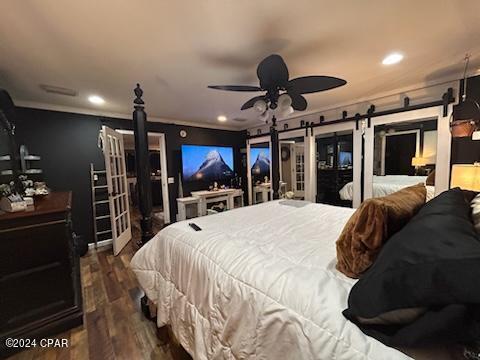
[131,84,455,243]
[131,83,456,243]
[132,85,457,356]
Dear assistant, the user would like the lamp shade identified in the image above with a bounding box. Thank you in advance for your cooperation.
[451,100,480,138]
[450,164,480,191]
[411,157,427,167]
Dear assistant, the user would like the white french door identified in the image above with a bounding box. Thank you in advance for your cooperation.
[294,145,305,197]
[101,126,132,255]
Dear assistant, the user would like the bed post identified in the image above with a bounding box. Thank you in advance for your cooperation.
[270,115,280,200]
[133,84,153,244]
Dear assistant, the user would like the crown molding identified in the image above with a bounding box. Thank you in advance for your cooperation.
[14,100,242,132]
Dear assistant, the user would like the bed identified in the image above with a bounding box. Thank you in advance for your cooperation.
[339,175,435,201]
[130,200,411,359]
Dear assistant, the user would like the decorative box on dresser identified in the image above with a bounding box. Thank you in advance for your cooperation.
[0,192,83,358]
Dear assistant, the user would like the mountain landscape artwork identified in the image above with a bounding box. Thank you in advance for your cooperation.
[250,148,270,177]
[182,145,234,182]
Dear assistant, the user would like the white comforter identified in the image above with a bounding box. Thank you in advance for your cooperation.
[131,200,410,360]
[339,175,434,201]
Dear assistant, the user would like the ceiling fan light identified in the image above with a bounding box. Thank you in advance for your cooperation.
[253,100,267,113]
[277,106,294,117]
[259,111,270,123]
[278,94,292,110]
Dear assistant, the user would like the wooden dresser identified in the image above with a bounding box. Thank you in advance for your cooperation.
[0,192,83,357]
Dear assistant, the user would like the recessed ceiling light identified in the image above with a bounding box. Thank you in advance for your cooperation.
[88,95,105,105]
[382,52,404,65]
[217,115,227,122]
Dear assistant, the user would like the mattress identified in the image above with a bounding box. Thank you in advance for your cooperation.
[131,200,411,360]
[339,175,434,201]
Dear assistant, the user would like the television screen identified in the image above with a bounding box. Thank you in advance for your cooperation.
[339,151,352,167]
[182,145,234,182]
[250,148,270,179]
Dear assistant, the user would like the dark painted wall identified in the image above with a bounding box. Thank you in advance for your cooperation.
[0,132,9,174]
[13,107,246,243]
[451,75,480,164]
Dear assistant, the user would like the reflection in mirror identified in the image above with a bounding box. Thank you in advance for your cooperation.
[372,119,437,200]
[250,142,271,203]
[316,131,354,207]
[279,137,305,200]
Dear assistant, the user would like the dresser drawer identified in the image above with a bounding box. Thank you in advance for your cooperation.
[0,220,71,276]
[0,262,74,332]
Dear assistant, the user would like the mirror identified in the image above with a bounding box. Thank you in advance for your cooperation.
[279,136,305,200]
[315,130,354,207]
[250,142,271,204]
[372,119,437,200]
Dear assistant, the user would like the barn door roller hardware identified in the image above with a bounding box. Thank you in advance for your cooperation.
[248,87,455,139]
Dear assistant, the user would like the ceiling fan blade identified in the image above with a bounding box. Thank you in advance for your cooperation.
[241,95,265,110]
[288,92,307,111]
[288,76,346,94]
[256,54,289,90]
[208,85,262,92]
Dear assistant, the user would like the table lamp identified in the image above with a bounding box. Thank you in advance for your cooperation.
[450,163,480,191]
[412,157,427,175]
[411,157,427,167]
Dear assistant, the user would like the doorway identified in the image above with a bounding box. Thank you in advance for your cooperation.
[382,130,419,176]
[279,137,305,199]
[312,122,362,208]
[117,130,170,231]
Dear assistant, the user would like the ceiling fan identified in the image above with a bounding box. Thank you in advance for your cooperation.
[208,54,347,122]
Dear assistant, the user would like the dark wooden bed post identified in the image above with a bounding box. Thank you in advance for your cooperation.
[270,115,280,200]
[133,84,153,245]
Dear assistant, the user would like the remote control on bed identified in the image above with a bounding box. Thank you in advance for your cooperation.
[188,223,202,231]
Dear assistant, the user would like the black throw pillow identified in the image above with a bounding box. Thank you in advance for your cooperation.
[343,188,480,347]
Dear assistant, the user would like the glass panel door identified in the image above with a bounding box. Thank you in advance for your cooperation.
[371,119,437,200]
[315,130,354,207]
[279,136,305,199]
[249,142,271,204]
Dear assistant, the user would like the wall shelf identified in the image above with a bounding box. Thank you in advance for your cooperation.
[1,169,43,175]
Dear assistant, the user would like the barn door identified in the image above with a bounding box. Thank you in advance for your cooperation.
[101,126,132,255]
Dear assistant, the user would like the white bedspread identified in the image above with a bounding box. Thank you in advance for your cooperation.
[339,175,434,201]
[131,200,410,360]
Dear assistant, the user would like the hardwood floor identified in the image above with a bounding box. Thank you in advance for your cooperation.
[8,218,190,360]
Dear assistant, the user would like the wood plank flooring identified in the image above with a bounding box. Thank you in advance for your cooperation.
[5,209,468,360]
[8,218,190,360]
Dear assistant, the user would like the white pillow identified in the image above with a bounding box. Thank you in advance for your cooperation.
[472,193,480,233]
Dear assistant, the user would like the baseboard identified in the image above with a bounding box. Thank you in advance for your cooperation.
[88,239,113,249]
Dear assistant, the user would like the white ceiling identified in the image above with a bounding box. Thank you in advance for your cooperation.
[1,0,479,130]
